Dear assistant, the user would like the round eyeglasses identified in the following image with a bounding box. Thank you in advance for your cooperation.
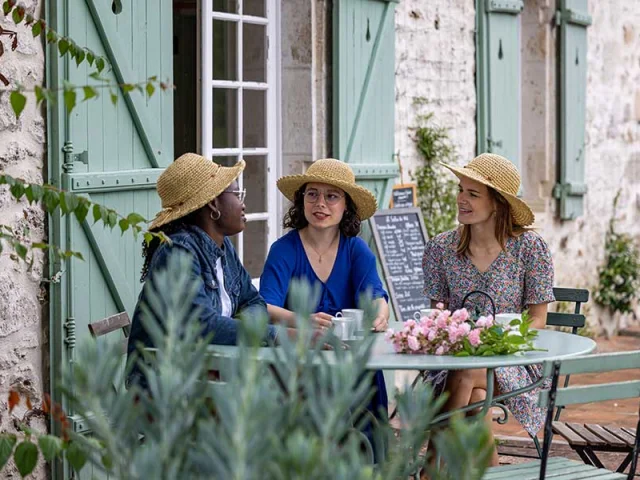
[303,189,344,206]
[221,188,246,203]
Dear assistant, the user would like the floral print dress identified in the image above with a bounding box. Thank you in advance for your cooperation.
[422,229,555,435]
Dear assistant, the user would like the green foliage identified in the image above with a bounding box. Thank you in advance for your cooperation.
[0,173,166,266]
[0,1,172,119]
[594,191,640,315]
[458,311,542,357]
[1,253,493,479]
[411,113,459,238]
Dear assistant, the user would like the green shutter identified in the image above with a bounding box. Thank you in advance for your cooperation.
[333,0,399,208]
[47,1,173,478]
[554,0,591,220]
[477,0,523,169]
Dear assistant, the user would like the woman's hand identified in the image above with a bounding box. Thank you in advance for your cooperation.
[310,312,334,330]
[372,314,388,332]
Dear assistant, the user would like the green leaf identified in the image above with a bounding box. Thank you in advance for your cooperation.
[119,218,129,234]
[14,440,38,477]
[3,2,11,15]
[122,83,135,94]
[66,441,87,472]
[46,29,57,44]
[32,21,42,37]
[12,6,23,24]
[9,91,27,119]
[42,190,60,212]
[14,243,28,260]
[74,200,90,223]
[86,51,95,66]
[146,82,155,97]
[38,435,62,462]
[101,452,113,470]
[10,182,25,200]
[0,434,17,471]
[34,85,45,106]
[110,91,118,106]
[26,184,44,203]
[143,232,154,245]
[31,242,48,250]
[72,251,84,260]
[107,210,118,228]
[82,86,98,101]
[96,57,106,73]
[63,88,77,115]
[75,49,86,66]
[126,212,147,225]
[58,38,69,56]
[92,204,102,223]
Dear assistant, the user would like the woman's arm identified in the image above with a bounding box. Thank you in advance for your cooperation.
[267,304,333,329]
[526,302,548,329]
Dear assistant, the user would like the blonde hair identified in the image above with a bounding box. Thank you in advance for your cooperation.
[456,188,528,256]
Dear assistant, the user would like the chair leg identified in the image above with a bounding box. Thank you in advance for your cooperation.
[532,435,542,458]
[616,452,632,473]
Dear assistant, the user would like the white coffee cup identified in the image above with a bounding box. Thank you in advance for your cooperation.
[413,308,437,320]
[337,309,364,332]
[332,316,355,340]
[494,312,521,326]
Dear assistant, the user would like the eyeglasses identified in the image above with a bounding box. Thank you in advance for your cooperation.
[221,188,246,203]
[303,189,344,206]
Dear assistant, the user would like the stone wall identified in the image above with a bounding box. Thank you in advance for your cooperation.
[0,1,48,477]
[540,0,640,335]
[394,0,477,182]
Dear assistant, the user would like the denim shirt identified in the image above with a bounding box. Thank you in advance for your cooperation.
[127,225,276,365]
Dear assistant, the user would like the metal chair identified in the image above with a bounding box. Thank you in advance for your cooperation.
[483,350,640,480]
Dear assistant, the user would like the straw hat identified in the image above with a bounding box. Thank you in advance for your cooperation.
[277,158,378,220]
[148,153,245,231]
[441,153,535,227]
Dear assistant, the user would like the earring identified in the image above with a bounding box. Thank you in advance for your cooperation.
[210,209,221,221]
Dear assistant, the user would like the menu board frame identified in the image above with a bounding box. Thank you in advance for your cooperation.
[390,183,417,208]
[369,207,430,323]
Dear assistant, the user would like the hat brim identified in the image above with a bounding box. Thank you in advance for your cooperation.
[441,162,535,227]
[277,174,378,220]
[149,160,246,231]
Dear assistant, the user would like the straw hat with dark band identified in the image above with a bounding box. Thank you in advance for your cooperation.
[149,153,245,231]
[277,158,378,220]
[441,153,535,227]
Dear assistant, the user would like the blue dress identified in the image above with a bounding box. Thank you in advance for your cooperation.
[260,230,389,451]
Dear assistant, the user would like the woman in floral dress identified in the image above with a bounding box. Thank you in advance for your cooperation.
[422,153,555,466]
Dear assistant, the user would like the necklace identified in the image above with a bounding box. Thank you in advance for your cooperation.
[305,231,339,264]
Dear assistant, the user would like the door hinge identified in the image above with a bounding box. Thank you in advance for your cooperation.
[62,141,88,173]
[64,316,76,349]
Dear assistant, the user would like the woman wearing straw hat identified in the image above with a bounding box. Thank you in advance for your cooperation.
[126,153,278,384]
[422,153,555,467]
[259,158,390,455]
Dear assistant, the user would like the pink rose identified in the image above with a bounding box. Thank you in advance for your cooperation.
[427,329,437,342]
[451,308,470,323]
[436,302,445,310]
[405,319,416,328]
[407,335,420,352]
[476,316,494,328]
[385,329,395,340]
[468,329,482,347]
[422,318,435,328]
[435,346,444,355]
[459,322,471,335]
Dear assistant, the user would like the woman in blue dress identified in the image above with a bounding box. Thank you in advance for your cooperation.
[259,158,390,453]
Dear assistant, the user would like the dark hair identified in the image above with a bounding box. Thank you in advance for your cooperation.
[282,184,361,237]
[456,188,527,256]
[140,209,200,282]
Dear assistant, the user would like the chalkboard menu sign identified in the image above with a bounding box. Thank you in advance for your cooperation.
[369,208,430,322]
[390,184,417,208]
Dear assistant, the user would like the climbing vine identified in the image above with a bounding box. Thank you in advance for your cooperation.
[411,113,459,239]
[594,190,640,315]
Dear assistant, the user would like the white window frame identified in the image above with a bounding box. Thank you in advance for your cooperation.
[201,0,279,276]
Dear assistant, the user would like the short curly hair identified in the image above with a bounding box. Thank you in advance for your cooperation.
[282,184,361,237]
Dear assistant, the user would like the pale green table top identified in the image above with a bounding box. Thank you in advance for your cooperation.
[205,323,597,371]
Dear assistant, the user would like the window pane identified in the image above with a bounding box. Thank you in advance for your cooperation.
[243,156,267,214]
[243,220,267,278]
[212,0,238,13]
[243,89,266,148]
[211,155,238,167]
[243,23,266,83]
[213,89,238,148]
[243,0,265,17]
[212,20,237,81]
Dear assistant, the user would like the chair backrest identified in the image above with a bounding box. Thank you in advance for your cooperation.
[538,351,640,480]
[546,287,589,332]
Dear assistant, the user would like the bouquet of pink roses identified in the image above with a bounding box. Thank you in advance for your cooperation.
[386,304,541,356]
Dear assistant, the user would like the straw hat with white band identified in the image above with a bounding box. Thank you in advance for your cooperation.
[277,158,378,220]
[441,153,535,227]
[148,153,245,231]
